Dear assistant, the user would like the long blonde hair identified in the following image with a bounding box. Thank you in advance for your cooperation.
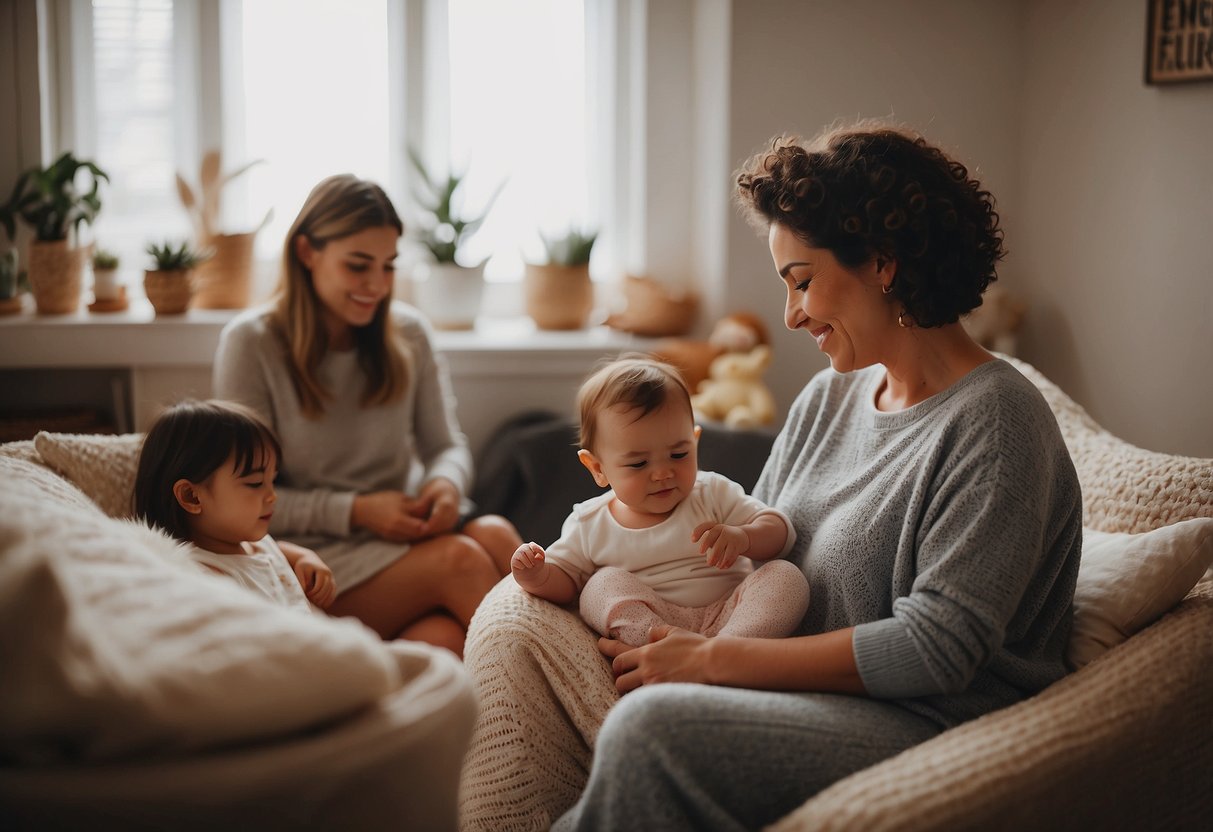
[269,174,410,417]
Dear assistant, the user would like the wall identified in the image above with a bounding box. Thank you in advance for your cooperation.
[720,0,1211,458]
[1017,0,1213,457]
[723,0,1027,427]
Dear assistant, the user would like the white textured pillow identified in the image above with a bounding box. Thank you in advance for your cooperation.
[0,469,401,763]
[1068,518,1213,669]
[33,431,144,518]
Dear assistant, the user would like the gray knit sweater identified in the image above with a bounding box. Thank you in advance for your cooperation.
[212,302,473,589]
[754,359,1082,727]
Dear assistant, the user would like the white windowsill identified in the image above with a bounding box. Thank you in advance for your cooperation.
[0,296,652,370]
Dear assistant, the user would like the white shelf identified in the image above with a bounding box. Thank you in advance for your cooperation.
[0,300,655,453]
[0,298,651,370]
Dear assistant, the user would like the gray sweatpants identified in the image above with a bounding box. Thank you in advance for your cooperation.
[551,682,941,831]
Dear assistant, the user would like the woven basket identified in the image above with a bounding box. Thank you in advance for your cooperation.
[524,263,594,330]
[28,240,84,315]
[191,232,255,309]
[144,269,195,315]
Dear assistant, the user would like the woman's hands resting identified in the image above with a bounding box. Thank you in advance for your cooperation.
[352,478,462,542]
[600,625,714,693]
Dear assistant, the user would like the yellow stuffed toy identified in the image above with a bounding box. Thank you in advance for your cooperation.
[690,343,776,429]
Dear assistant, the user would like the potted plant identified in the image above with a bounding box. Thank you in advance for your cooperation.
[0,152,108,314]
[407,147,501,330]
[88,247,128,312]
[143,240,210,316]
[176,149,270,309]
[525,227,598,330]
[0,249,23,315]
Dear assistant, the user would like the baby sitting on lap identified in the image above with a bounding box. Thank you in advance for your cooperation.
[511,356,809,646]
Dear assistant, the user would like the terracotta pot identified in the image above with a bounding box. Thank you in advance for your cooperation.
[28,240,84,315]
[411,261,485,330]
[144,269,195,315]
[192,232,256,309]
[524,263,593,330]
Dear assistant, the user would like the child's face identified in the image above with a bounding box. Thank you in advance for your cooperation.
[185,447,278,554]
[578,399,699,519]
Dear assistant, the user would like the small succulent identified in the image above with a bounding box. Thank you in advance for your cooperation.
[93,248,119,270]
[146,240,211,272]
[407,146,503,264]
[539,227,597,267]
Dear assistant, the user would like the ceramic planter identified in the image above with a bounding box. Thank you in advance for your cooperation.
[524,263,593,330]
[144,269,195,315]
[192,231,255,309]
[0,250,19,315]
[92,267,121,301]
[28,240,84,314]
[411,261,485,330]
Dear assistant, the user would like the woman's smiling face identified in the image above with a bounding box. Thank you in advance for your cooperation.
[297,225,399,346]
[768,223,894,374]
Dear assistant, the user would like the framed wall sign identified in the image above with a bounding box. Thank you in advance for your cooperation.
[1145,0,1213,84]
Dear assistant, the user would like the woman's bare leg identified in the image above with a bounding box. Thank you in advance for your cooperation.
[463,514,522,576]
[329,533,499,639]
[400,612,467,657]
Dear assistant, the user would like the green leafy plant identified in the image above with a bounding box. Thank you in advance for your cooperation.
[0,152,109,242]
[407,147,502,264]
[146,240,211,272]
[539,227,597,267]
[93,248,119,270]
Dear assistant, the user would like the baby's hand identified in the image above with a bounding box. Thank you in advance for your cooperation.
[511,542,547,572]
[294,551,338,609]
[691,522,749,569]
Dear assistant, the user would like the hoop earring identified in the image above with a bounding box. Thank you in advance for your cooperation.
[881,282,894,295]
[898,311,912,328]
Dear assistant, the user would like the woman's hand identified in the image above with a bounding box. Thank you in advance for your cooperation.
[415,478,462,537]
[351,491,429,542]
[600,625,713,694]
[293,550,338,609]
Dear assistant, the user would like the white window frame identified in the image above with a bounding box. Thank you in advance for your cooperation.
[6,0,734,327]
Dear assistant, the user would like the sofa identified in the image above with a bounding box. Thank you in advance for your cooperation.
[1,355,1209,831]
[0,434,477,831]
[458,355,1213,831]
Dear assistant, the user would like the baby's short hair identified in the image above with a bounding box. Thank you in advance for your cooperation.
[577,354,692,451]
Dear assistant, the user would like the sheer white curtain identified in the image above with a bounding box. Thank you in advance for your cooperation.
[446,0,591,281]
[81,0,600,292]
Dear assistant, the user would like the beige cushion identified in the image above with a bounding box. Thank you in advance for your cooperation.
[33,431,144,518]
[0,455,403,763]
[1068,518,1213,668]
[1002,355,1213,534]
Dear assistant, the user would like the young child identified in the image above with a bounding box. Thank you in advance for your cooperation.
[511,356,810,646]
[134,399,337,613]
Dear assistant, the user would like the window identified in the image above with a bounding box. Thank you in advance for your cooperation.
[447,0,591,281]
[79,0,597,288]
[232,0,392,261]
[90,0,190,265]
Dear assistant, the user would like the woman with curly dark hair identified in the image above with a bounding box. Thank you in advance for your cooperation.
[553,123,1083,830]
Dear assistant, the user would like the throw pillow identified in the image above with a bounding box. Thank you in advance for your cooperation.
[33,431,144,518]
[1068,518,1213,669]
[0,472,402,764]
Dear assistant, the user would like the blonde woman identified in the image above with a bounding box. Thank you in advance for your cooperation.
[214,174,520,656]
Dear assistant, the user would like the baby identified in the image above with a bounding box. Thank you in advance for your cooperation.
[511,356,809,646]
